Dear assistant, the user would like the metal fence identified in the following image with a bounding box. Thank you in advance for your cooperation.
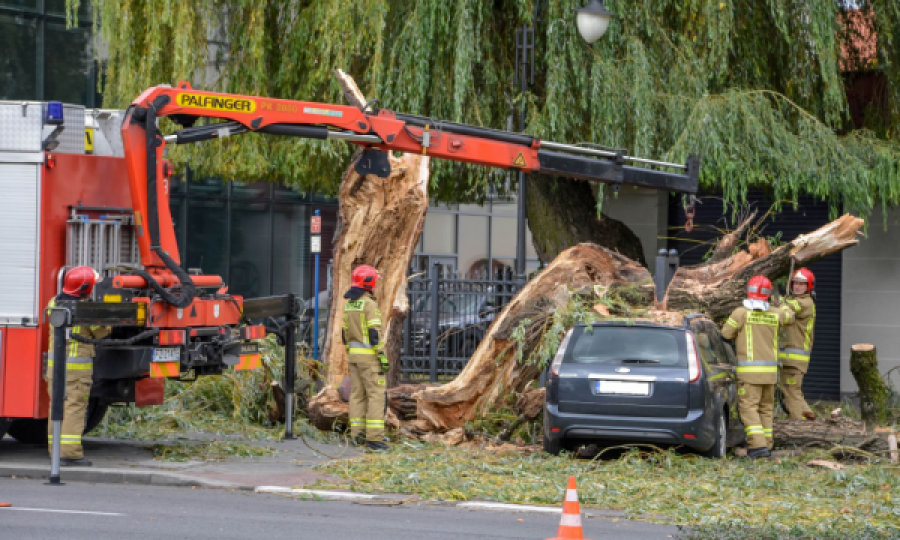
[400,264,523,382]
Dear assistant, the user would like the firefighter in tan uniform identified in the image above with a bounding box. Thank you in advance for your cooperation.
[45,266,109,466]
[777,268,817,420]
[342,265,389,451]
[721,275,794,459]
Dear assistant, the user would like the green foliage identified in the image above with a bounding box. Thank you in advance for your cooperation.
[71,0,900,217]
[316,445,900,537]
[91,336,324,458]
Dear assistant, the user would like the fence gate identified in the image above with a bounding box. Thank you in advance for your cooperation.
[400,264,523,382]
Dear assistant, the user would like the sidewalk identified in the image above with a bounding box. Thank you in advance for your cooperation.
[0,433,361,490]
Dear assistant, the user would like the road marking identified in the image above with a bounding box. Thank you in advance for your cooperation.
[255,486,378,500]
[1,507,125,516]
[456,502,561,514]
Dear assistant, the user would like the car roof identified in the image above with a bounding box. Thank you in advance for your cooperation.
[574,321,686,331]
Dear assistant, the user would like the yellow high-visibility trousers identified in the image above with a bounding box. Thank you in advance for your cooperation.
[46,362,92,459]
[348,354,386,442]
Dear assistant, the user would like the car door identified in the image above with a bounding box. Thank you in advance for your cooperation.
[701,320,743,446]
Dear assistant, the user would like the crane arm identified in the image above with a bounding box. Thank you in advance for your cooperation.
[122,81,700,276]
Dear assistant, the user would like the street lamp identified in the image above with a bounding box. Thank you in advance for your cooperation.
[575,0,614,44]
[514,0,615,281]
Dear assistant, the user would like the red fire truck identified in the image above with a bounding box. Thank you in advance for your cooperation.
[0,101,285,444]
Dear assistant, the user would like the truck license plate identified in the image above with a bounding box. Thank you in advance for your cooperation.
[152,347,180,363]
[595,380,650,396]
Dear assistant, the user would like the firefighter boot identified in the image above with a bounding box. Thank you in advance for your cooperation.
[747,447,771,459]
[364,440,389,452]
[803,411,817,420]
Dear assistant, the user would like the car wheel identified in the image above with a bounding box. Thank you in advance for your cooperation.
[702,411,727,459]
[7,418,47,444]
[543,433,563,456]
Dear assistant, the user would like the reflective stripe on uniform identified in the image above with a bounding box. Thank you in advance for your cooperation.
[805,304,816,350]
[48,434,82,445]
[737,360,778,374]
[764,428,773,439]
[745,425,764,435]
[349,342,371,349]
[778,347,811,362]
[349,348,377,355]
[367,318,381,327]
[726,318,739,328]
[47,356,93,370]
[366,420,385,428]
[349,418,365,427]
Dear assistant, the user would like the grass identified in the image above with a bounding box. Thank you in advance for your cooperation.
[315,442,900,539]
[89,335,326,460]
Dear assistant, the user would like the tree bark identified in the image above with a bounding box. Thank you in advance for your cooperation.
[664,214,865,319]
[525,175,646,267]
[850,344,892,427]
[413,243,655,431]
[321,70,430,389]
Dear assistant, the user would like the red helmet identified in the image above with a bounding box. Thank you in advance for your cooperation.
[351,265,380,292]
[746,275,773,301]
[790,267,815,293]
[63,266,100,297]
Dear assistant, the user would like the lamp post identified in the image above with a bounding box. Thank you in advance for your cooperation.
[514,0,615,281]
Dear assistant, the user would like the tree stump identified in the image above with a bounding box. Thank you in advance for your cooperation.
[850,344,891,427]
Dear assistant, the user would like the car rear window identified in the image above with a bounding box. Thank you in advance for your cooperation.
[564,325,686,367]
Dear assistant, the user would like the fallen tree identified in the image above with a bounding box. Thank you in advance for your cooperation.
[663,213,865,319]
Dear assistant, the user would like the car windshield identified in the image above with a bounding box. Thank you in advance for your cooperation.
[564,326,685,367]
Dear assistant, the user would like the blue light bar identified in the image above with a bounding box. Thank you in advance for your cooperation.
[44,101,64,125]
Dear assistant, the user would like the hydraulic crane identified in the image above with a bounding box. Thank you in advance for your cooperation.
[120,82,699,316]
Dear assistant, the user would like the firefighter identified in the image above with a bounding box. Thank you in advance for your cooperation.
[45,266,109,467]
[777,268,818,420]
[721,275,794,459]
[342,265,389,451]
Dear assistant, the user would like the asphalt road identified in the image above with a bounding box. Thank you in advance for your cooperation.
[0,477,679,540]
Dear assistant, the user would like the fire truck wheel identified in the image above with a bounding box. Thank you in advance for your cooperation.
[0,418,11,441]
[83,398,109,435]
[7,419,47,445]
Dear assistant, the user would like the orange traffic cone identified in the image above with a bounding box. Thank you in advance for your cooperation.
[546,476,589,540]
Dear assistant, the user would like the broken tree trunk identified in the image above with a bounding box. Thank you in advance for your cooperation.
[525,175,647,267]
[850,344,892,427]
[320,69,430,390]
[413,243,655,431]
[664,214,865,319]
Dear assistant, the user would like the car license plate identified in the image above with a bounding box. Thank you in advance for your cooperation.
[152,347,180,363]
[595,380,650,396]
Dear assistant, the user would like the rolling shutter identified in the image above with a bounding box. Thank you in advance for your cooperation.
[0,164,40,324]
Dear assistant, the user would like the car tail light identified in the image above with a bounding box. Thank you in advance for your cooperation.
[158,330,186,346]
[549,330,574,377]
[684,433,696,439]
[686,332,700,382]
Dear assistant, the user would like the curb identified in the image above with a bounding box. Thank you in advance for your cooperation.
[0,464,251,490]
[255,486,379,500]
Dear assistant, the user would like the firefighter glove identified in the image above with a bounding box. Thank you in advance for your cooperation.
[378,353,389,374]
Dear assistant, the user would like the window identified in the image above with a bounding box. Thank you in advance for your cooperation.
[565,326,686,367]
[457,216,488,278]
[184,199,228,279]
[0,14,38,100]
[0,2,97,105]
[230,201,272,298]
[423,213,456,255]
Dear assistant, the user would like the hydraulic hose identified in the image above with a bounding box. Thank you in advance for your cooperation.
[139,95,198,309]
[70,327,160,347]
